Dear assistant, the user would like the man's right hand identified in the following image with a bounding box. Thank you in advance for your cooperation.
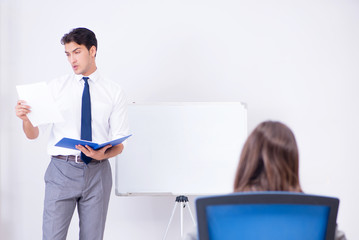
[15,100,31,121]
[15,100,39,139]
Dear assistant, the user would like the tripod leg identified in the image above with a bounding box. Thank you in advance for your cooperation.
[185,201,196,226]
[180,202,184,237]
[162,202,179,240]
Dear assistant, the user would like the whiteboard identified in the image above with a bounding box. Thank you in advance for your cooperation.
[115,102,247,196]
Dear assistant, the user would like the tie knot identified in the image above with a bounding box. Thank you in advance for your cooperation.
[83,77,89,84]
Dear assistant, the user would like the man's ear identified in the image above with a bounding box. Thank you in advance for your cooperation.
[90,46,97,57]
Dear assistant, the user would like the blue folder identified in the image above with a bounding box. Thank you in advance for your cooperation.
[55,134,132,150]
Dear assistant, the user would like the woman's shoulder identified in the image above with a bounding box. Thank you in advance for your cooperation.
[335,226,347,240]
[184,226,198,240]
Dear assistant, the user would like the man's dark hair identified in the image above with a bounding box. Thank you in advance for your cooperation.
[61,27,97,52]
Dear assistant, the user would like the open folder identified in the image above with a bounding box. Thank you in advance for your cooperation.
[55,135,132,150]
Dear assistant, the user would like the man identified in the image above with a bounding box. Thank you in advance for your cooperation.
[15,27,129,240]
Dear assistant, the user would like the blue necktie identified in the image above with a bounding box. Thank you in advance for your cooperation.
[81,77,92,164]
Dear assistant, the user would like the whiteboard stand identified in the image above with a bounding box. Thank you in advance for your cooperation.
[162,195,196,240]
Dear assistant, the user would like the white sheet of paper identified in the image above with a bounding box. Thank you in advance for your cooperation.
[16,82,64,127]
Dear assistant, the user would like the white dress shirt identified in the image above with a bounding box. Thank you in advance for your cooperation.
[41,70,129,156]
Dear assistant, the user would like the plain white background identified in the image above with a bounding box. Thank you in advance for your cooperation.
[1,0,358,239]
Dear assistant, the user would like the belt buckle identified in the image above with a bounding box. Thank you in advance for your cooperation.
[75,155,81,163]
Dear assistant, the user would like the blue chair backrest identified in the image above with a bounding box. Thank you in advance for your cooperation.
[196,192,339,240]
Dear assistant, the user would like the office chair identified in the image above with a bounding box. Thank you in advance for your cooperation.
[196,192,339,240]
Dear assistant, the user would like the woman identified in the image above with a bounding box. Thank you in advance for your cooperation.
[185,121,346,240]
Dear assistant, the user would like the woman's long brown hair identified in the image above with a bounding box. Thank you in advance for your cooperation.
[233,121,302,192]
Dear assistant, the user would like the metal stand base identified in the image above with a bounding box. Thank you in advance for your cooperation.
[162,195,196,240]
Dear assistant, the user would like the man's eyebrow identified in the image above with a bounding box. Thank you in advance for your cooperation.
[65,47,81,54]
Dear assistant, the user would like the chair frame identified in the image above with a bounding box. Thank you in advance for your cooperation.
[196,191,339,240]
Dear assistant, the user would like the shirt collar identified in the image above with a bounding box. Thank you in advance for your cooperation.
[75,69,100,83]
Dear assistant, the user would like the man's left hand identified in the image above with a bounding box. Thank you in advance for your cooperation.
[75,144,112,160]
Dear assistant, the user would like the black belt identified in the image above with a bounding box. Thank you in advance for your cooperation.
[52,155,108,164]
[52,155,84,163]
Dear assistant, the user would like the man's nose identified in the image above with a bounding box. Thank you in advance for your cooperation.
[70,55,77,64]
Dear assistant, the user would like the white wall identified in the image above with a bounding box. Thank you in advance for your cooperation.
[1,0,358,239]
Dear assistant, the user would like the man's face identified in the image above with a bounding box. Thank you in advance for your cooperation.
[64,42,96,76]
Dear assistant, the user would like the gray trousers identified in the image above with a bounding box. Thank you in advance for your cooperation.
[43,157,112,240]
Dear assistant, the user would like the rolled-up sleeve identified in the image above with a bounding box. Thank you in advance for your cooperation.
[109,87,130,148]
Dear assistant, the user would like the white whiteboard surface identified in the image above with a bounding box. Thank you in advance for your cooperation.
[115,102,247,196]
